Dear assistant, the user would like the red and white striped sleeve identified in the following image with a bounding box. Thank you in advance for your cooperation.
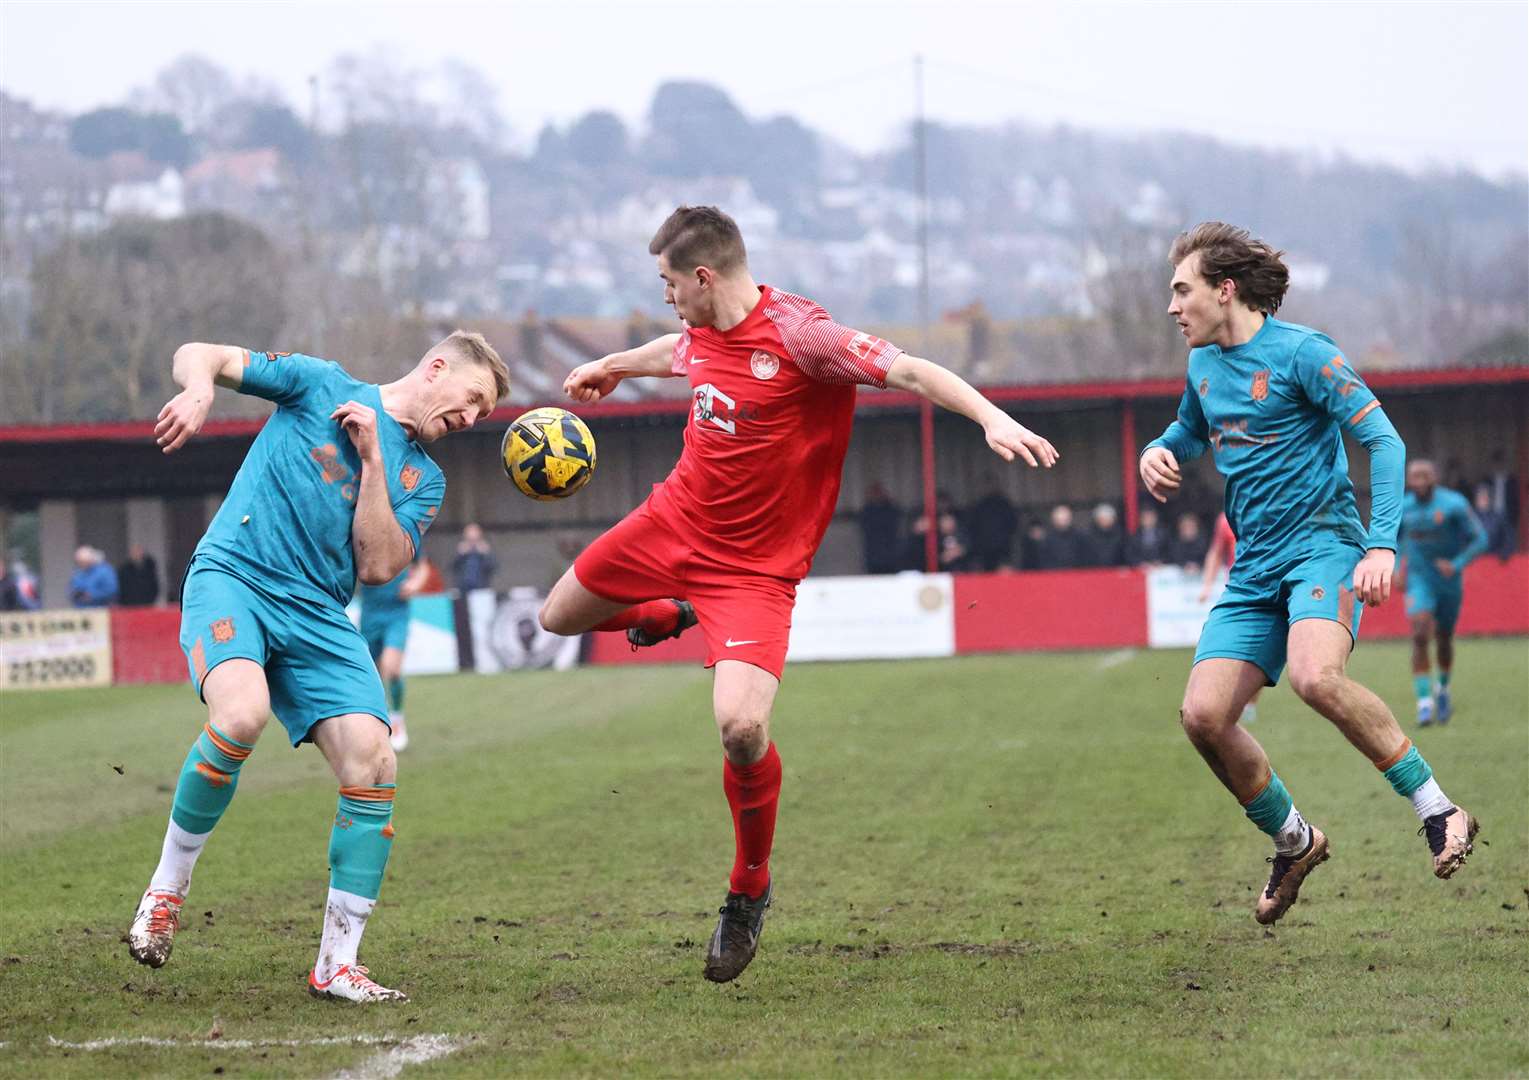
[671,329,692,376]
[764,290,903,387]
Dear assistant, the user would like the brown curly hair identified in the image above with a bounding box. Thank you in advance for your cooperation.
[1169,222,1290,314]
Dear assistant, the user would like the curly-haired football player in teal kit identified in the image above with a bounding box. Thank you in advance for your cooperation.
[1141,222,1478,926]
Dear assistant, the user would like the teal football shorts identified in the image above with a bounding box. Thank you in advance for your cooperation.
[179,561,389,745]
[1194,542,1367,685]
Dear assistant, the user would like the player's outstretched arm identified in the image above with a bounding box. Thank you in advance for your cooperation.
[563,333,682,404]
[155,343,246,454]
[885,355,1058,467]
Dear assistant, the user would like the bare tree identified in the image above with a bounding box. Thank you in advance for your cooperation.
[130,55,240,135]
[1085,220,1184,378]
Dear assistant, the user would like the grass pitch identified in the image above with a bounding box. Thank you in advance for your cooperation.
[1,640,1526,1077]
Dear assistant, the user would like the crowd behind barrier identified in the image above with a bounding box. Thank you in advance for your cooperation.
[7,558,1519,691]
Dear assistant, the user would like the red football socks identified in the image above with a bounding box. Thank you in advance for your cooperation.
[592,600,680,635]
[723,742,782,898]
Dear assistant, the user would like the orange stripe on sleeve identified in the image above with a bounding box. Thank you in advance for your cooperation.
[1348,400,1380,426]
[1374,738,1412,772]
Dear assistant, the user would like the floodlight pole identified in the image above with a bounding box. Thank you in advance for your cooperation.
[914,54,939,574]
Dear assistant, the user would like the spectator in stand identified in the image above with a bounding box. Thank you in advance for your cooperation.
[1481,449,1519,533]
[117,544,161,606]
[1082,502,1126,567]
[903,493,955,571]
[410,553,447,593]
[858,482,904,574]
[1169,512,1209,571]
[452,523,497,593]
[1033,504,1088,569]
[69,545,119,607]
[1127,505,1172,567]
[1474,485,1516,559]
[0,562,22,611]
[1020,518,1048,570]
[967,479,1019,571]
[934,510,972,572]
[0,553,41,610]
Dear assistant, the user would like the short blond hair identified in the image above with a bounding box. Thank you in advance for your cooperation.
[430,329,510,401]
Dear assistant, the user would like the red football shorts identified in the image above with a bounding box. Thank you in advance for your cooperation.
[573,499,798,679]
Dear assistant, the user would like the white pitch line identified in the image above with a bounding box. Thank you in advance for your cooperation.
[1096,647,1139,670]
[332,1035,466,1079]
[44,1034,420,1051]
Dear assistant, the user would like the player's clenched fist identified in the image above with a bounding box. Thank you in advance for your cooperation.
[155,386,214,454]
[332,400,382,464]
[1140,446,1182,503]
[1353,548,1395,606]
[983,415,1059,468]
[564,358,623,403]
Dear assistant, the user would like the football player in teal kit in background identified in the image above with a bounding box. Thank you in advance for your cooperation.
[1398,458,1488,725]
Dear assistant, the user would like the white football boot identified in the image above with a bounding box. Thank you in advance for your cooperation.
[389,713,409,752]
[308,964,408,1003]
[127,889,184,968]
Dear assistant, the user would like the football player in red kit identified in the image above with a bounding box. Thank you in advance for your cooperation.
[540,205,1058,982]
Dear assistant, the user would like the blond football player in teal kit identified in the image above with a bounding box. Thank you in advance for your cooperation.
[1141,223,1478,926]
[126,331,507,1002]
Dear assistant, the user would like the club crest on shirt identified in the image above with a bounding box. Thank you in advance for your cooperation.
[1310,586,1325,601]
[400,464,421,491]
[1251,370,1270,402]
[1198,378,1210,397]
[1433,509,1445,524]
[210,617,236,644]
[750,350,780,380]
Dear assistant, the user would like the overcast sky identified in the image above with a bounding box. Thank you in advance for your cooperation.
[2,0,1525,177]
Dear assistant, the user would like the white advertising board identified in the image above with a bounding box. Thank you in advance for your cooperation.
[786,573,955,662]
[1146,566,1224,648]
[0,608,114,690]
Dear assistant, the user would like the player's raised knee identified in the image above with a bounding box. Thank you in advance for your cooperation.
[331,729,397,788]
[716,711,769,762]
[1287,664,1342,711]
[1179,697,1230,745]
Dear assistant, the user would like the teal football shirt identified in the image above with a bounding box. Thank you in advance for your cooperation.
[1146,317,1405,587]
[193,351,446,610]
[1399,486,1487,581]
[358,563,412,633]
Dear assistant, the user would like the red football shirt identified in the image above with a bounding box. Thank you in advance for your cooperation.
[645,285,903,580]
[1213,513,1238,568]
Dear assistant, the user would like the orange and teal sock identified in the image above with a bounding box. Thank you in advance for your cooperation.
[318,784,396,980]
[149,722,254,895]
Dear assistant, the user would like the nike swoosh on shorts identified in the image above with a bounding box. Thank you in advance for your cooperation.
[725,639,759,647]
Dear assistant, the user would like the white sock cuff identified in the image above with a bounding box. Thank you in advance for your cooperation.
[1409,777,1453,820]
[1273,806,1310,855]
[327,886,378,916]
